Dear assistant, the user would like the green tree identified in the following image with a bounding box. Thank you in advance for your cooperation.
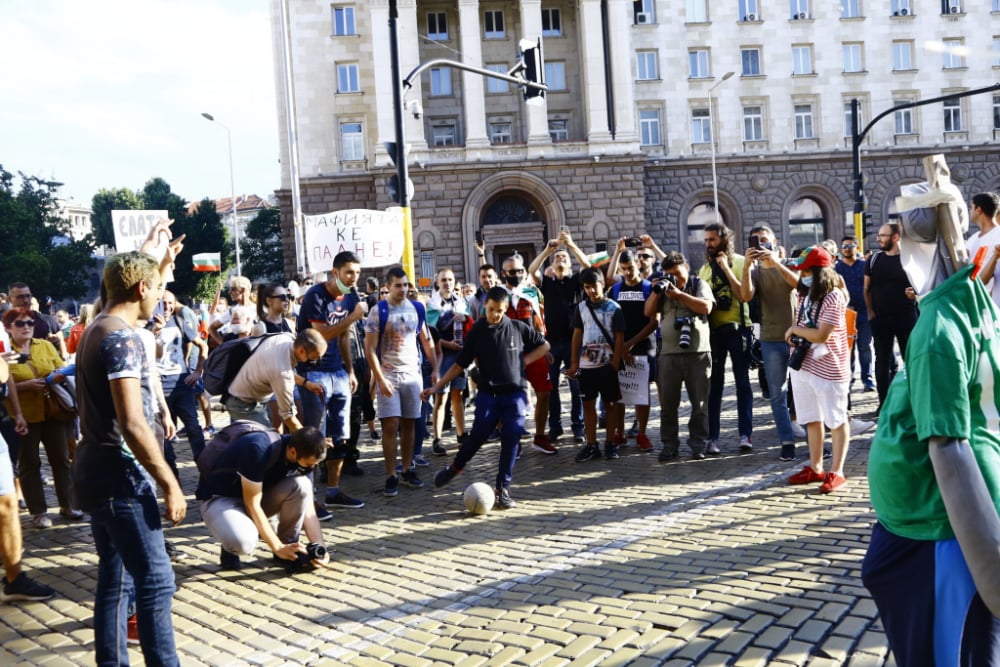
[140,177,188,222]
[90,187,142,248]
[0,166,94,300]
[172,198,226,299]
[239,207,284,283]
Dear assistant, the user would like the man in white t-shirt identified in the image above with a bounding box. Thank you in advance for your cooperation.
[966,192,1000,307]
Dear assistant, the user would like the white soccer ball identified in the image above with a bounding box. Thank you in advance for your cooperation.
[463,482,495,515]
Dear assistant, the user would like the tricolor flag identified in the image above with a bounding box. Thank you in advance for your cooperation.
[586,250,610,267]
[192,253,221,272]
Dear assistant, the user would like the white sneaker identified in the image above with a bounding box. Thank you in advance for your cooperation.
[31,514,52,529]
[790,421,807,439]
[850,418,876,436]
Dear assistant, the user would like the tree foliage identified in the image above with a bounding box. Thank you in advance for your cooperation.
[90,187,142,248]
[0,166,95,300]
[172,198,226,300]
[239,207,284,283]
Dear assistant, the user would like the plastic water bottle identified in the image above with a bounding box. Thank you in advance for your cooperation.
[453,315,464,345]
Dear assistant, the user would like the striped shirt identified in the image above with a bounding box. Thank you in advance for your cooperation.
[795,290,849,382]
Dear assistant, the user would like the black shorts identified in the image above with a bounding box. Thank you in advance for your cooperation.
[578,364,621,403]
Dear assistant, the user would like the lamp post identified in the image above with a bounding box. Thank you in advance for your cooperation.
[708,71,735,223]
[201,112,241,276]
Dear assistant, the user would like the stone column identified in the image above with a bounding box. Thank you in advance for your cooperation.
[578,0,612,146]
[459,0,490,154]
[520,0,552,155]
[606,0,638,147]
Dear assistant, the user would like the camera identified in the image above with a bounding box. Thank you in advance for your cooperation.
[674,317,695,349]
[652,274,677,295]
[286,542,328,573]
[17,354,29,365]
[624,237,642,247]
[787,334,812,370]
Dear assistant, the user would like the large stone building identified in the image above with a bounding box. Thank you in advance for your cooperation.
[270,0,1000,283]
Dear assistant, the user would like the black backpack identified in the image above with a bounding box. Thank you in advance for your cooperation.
[202,334,280,399]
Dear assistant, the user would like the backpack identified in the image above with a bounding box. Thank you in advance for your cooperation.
[202,334,280,399]
[194,420,284,499]
[375,299,426,358]
[610,279,652,302]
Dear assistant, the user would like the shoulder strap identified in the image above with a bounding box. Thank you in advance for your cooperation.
[610,281,622,300]
[585,301,615,348]
[641,279,652,300]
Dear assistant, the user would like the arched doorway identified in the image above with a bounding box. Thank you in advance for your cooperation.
[788,197,826,253]
[481,195,544,268]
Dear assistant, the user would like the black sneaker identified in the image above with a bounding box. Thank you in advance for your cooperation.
[432,438,447,456]
[434,464,459,488]
[384,475,399,497]
[1,572,55,602]
[325,491,365,509]
[575,443,600,463]
[369,430,381,441]
[219,548,242,572]
[658,445,679,462]
[627,420,639,438]
[494,487,515,510]
[487,429,501,442]
[604,442,620,460]
[400,469,424,488]
[314,502,333,522]
[780,444,796,461]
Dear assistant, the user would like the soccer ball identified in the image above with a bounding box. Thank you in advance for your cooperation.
[463,482,495,515]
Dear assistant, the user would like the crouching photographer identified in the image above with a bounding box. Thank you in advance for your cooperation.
[645,252,715,460]
[196,424,331,572]
[784,246,852,494]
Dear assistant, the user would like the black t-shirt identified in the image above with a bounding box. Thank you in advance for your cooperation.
[199,432,293,499]
[540,273,581,344]
[612,280,653,355]
[865,252,918,317]
[455,317,546,393]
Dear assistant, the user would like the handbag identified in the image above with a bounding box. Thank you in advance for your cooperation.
[27,360,77,423]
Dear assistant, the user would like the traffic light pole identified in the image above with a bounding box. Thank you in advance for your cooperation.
[388,0,414,282]
[851,82,1000,252]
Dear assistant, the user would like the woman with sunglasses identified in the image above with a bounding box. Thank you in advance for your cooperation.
[2,307,81,528]
[252,283,294,336]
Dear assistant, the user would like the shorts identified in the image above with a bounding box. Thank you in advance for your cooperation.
[578,364,621,404]
[377,371,424,420]
[0,433,13,496]
[789,370,848,429]
[436,351,467,393]
[525,357,553,392]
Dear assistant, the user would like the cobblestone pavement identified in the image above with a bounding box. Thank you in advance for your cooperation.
[1,376,894,666]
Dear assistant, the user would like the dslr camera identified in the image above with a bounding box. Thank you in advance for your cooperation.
[787,334,812,370]
[674,317,695,349]
[284,542,328,573]
[652,273,677,295]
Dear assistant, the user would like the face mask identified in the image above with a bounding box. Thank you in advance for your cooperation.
[288,461,314,476]
[335,276,352,294]
[503,274,520,287]
[801,275,814,288]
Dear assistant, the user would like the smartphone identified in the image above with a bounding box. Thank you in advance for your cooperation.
[560,225,570,235]
[475,231,483,246]
[624,237,643,247]
[748,236,761,250]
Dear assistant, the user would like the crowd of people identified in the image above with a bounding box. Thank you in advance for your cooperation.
[10,195,1000,663]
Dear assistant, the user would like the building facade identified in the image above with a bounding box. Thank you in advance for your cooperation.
[270,0,1000,282]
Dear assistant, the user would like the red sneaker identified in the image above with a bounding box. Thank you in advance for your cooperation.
[612,431,626,446]
[127,614,140,645]
[635,434,653,451]
[788,465,824,485]
[531,435,558,455]
[819,472,847,493]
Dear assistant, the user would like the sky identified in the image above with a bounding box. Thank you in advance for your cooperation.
[0,0,280,206]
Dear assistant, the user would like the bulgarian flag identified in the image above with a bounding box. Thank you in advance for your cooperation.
[192,253,221,272]
[587,250,610,267]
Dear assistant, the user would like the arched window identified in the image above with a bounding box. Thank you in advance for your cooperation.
[788,197,825,253]
[686,202,720,253]
[482,196,541,226]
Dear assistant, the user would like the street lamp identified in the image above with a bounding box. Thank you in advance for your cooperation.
[708,71,735,224]
[201,112,241,276]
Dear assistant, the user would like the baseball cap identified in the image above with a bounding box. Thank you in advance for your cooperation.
[789,246,833,271]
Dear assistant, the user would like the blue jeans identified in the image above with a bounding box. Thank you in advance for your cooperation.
[851,317,873,385]
[760,341,795,444]
[164,374,205,465]
[90,493,178,666]
[546,341,583,437]
[299,369,351,446]
[454,390,528,490]
[708,325,754,440]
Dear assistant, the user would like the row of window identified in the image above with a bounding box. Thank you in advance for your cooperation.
[331,6,564,39]
[337,93,1000,161]
[335,63,568,96]
[633,0,993,24]
[645,38,987,82]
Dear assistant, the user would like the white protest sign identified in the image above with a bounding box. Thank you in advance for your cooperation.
[111,210,173,282]
[303,208,404,271]
[618,355,650,406]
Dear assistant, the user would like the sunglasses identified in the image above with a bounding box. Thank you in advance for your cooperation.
[270,294,292,301]
[379,291,389,296]
[12,319,35,327]
[506,269,525,275]
[841,243,857,249]
[637,254,654,260]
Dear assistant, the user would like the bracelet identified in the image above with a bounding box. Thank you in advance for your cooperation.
[477,254,485,258]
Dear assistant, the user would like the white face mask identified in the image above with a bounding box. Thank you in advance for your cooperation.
[801,275,814,288]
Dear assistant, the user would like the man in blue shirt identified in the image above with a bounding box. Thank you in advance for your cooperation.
[834,235,874,392]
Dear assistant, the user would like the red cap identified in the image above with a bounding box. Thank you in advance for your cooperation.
[789,245,833,271]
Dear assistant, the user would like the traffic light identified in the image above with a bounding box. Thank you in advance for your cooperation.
[519,38,545,101]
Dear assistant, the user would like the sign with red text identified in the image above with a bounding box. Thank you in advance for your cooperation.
[303,208,404,271]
